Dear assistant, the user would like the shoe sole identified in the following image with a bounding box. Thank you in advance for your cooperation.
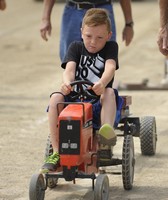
[99,124,116,139]
[98,124,117,146]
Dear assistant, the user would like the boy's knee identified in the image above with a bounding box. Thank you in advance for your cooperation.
[105,88,115,98]
[100,88,115,104]
[49,92,64,105]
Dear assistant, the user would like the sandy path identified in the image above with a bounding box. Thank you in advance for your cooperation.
[0,0,168,199]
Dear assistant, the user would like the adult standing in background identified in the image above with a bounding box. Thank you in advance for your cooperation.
[157,0,168,85]
[157,0,168,56]
[0,0,6,10]
[40,0,134,61]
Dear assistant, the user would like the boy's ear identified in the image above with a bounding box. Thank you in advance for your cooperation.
[81,28,84,39]
[108,31,112,40]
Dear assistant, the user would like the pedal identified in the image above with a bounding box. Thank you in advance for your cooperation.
[98,149,112,160]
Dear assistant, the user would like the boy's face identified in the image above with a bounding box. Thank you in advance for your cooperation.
[81,24,112,54]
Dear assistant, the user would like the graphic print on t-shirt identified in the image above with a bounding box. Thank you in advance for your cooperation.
[76,54,104,83]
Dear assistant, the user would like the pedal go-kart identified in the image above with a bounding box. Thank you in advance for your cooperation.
[29,80,157,200]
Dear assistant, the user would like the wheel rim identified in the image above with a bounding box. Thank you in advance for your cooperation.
[94,174,109,200]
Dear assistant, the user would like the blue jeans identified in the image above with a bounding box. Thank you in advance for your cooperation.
[59,3,116,61]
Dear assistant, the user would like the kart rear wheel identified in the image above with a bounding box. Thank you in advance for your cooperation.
[122,135,135,190]
[29,173,45,200]
[94,174,109,200]
[140,116,157,155]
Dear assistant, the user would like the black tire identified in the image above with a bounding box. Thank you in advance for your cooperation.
[140,116,157,155]
[29,173,45,200]
[94,174,109,200]
[122,135,135,190]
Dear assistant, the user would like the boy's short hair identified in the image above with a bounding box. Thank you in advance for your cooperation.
[82,8,111,33]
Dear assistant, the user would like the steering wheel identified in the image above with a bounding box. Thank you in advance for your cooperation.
[69,80,100,104]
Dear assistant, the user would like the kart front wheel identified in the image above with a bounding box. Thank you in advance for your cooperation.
[94,174,109,200]
[29,173,45,200]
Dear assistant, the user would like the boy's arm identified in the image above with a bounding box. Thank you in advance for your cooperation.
[100,59,116,87]
[40,0,55,41]
[92,59,116,95]
[61,61,76,95]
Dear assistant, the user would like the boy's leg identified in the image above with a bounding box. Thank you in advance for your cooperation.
[41,93,64,173]
[99,88,117,148]
[48,93,64,152]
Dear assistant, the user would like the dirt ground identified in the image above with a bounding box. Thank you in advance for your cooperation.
[0,0,168,199]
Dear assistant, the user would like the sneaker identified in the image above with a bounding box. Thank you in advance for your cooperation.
[40,152,60,173]
[98,124,117,147]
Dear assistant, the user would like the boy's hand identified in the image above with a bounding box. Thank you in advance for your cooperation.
[61,82,72,95]
[92,81,105,96]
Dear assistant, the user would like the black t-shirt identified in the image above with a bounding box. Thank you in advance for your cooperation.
[61,41,119,88]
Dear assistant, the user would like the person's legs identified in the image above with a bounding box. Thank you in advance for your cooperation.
[97,3,116,41]
[60,6,86,61]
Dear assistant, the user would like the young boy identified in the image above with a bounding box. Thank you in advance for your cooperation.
[41,8,119,173]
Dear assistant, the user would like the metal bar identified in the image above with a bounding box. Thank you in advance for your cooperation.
[118,84,168,91]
